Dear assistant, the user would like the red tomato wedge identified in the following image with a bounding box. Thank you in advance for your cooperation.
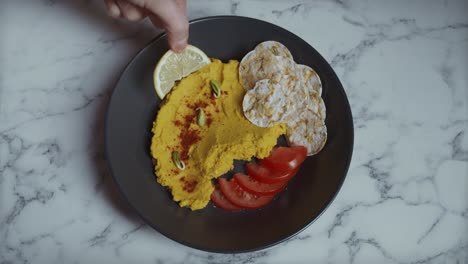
[211,188,242,211]
[234,173,286,195]
[262,146,307,172]
[218,178,274,209]
[246,162,299,184]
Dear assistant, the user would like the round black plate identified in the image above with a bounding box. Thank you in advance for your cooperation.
[105,16,353,253]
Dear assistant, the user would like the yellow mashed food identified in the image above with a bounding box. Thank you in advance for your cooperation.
[150,59,286,210]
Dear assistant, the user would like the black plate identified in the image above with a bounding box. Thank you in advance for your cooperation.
[105,16,353,253]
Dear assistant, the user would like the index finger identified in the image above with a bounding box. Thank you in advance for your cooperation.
[143,0,189,52]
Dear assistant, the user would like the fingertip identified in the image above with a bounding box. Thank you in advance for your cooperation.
[106,0,121,18]
[126,10,145,21]
[144,0,189,52]
[116,0,146,21]
[167,20,189,52]
[169,26,189,52]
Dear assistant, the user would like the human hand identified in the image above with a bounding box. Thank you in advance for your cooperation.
[105,0,188,52]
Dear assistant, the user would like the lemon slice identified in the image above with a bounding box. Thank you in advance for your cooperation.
[153,45,211,99]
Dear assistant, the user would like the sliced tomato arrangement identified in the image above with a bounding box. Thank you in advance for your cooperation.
[211,146,308,211]
[261,146,307,172]
[246,162,298,184]
[210,187,242,211]
[234,173,285,195]
[218,178,274,209]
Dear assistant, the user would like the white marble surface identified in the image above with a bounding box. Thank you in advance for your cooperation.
[1,0,468,263]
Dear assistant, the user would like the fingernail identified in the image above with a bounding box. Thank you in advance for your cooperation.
[108,2,121,18]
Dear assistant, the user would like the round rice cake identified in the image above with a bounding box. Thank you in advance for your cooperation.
[238,50,257,90]
[297,64,322,95]
[277,75,310,123]
[307,90,326,120]
[254,40,293,59]
[243,79,287,127]
[239,48,297,90]
[317,96,326,120]
[286,108,327,156]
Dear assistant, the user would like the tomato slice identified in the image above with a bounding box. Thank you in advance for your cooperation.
[246,162,299,184]
[262,146,307,172]
[211,188,242,211]
[218,178,274,209]
[234,173,286,195]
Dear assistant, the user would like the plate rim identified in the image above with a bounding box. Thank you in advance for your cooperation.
[105,15,354,253]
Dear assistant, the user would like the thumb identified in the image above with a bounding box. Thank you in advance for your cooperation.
[145,0,189,52]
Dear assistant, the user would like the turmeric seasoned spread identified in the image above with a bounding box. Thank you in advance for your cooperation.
[150,59,285,210]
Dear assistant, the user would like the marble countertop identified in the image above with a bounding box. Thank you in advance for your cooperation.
[1,0,467,263]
